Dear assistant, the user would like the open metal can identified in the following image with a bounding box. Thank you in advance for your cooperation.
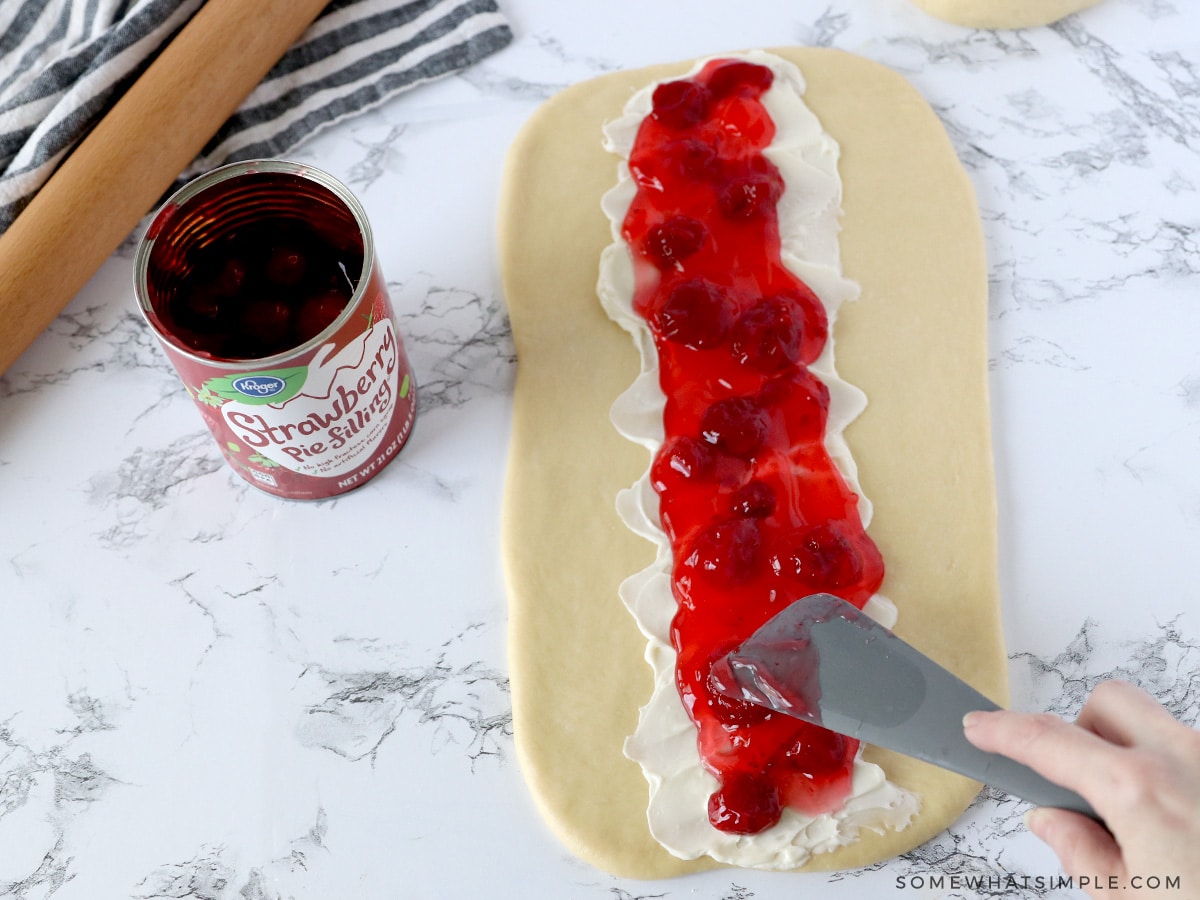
[134,159,417,499]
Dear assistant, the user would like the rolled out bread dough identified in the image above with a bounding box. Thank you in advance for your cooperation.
[498,47,1007,879]
[907,0,1103,28]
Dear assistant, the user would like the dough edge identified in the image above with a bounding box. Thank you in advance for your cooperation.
[498,47,1007,880]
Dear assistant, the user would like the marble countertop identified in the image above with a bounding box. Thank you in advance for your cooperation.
[3,1,1199,897]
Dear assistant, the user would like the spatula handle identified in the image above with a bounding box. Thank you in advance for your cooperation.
[958,702,1105,824]
[986,758,1104,822]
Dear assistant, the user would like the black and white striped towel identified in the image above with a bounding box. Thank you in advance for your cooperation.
[0,0,512,232]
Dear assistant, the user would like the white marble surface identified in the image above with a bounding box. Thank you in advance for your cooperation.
[3,1,1200,897]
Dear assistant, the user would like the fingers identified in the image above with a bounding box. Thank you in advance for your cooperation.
[1074,680,1179,748]
[966,683,1200,896]
[1025,807,1124,882]
[963,707,1122,799]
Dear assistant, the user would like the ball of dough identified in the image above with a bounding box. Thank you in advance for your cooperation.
[907,0,1103,29]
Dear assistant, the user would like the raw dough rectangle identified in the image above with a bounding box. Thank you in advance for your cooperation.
[499,47,1006,878]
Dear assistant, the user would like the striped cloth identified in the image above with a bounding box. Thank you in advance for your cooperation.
[0,0,512,232]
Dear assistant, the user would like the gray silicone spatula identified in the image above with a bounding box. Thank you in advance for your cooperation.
[711,592,1102,823]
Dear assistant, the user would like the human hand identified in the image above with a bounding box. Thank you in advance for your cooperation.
[963,679,1200,900]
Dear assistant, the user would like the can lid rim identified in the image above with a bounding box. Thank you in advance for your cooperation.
[131,158,377,371]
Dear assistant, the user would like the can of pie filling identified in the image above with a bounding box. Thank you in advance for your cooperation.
[134,159,417,499]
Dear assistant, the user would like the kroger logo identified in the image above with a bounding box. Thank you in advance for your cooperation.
[231,375,287,398]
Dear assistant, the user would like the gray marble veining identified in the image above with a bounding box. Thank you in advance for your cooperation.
[3,0,1199,897]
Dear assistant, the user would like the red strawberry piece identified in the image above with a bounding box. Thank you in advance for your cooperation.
[651,80,711,130]
[665,137,719,179]
[784,284,831,366]
[642,215,707,270]
[707,650,774,729]
[784,726,853,780]
[652,279,734,350]
[727,479,775,518]
[239,297,294,352]
[717,169,783,219]
[708,691,772,731]
[266,243,308,286]
[755,370,830,444]
[215,257,248,296]
[179,285,222,325]
[680,518,762,584]
[769,522,863,590]
[755,373,793,409]
[651,435,715,491]
[700,396,771,458]
[706,60,775,98]
[178,327,226,357]
[729,296,804,372]
[296,289,348,344]
[708,771,782,834]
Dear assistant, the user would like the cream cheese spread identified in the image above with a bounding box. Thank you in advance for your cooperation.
[596,49,919,871]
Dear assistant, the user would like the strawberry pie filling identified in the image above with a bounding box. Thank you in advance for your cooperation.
[621,58,886,835]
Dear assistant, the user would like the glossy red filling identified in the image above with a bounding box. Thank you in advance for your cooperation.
[622,58,885,834]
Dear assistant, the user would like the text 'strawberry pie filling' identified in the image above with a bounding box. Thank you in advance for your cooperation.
[598,50,919,869]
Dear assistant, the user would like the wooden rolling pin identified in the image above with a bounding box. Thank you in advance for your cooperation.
[0,0,331,377]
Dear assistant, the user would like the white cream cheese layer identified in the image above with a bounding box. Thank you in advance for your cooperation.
[596,50,919,871]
